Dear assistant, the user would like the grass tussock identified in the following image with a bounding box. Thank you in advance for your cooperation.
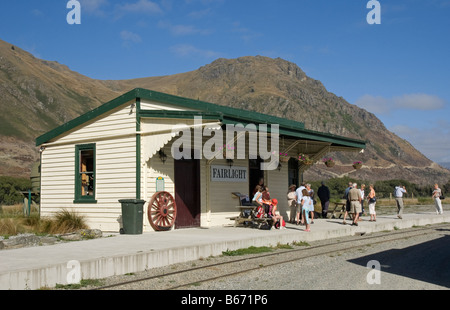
[0,207,88,237]
[48,209,88,234]
[0,218,25,236]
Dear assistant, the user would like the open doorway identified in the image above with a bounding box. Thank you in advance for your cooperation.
[174,157,201,229]
[249,157,265,197]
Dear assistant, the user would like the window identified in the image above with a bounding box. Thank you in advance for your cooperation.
[74,144,96,203]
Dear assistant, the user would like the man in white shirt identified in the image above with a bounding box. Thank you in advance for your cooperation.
[394,185,407,219]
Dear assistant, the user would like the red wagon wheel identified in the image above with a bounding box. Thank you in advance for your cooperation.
[148,191,177,231]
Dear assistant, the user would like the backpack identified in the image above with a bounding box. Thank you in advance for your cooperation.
[274,219,286,229]
[255,205,264,218]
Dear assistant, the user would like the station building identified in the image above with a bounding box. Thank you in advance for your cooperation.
[35,88,366,232]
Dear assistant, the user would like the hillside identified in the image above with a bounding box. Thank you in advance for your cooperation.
[0,39,122,176]
[114,56,450,185]
[0,39,449,185]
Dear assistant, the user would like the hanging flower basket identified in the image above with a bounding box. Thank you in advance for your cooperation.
[279,152,290,163]
[353,161,363,170]
[323,157,335,168]
[220,144,235,158]
[298,153,313,165]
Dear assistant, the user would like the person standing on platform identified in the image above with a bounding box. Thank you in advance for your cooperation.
[348,183,362,226]
[359,184,366,219]
[301,189,313,232]
[287,184,298,223]
[343,182,353,225]
[367,184,377,222]
[432,183,444,215]
[295,183,306,225]
[394,185,407,219]
[306,183,315,224]
[317,181,330,219]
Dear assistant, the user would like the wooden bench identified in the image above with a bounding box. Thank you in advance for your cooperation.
[229,205,273,228]
[329,202,346,219]
[228,192,274,228]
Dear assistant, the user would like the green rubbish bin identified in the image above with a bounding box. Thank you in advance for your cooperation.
[119,199,146,234]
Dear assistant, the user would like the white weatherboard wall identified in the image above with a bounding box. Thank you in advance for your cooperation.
[40,101,138,232]
[266,163,290,219]
[140,117,255,229]
[40,97,313,231]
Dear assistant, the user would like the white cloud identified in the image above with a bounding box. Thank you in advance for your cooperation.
[188,8,212,19]
[354,95,390,114]
[170,44,221,59]
[355,93,446,115]
[393,93,445,110]
[184,0,225,5]
[79,0,109,14]
[79,0,162,18]
[390,121,450,163]
[120,30,142,43]
[116,0,163,15]
[31,9,43,16]
[231,21,262,42]
[158,20,212,36]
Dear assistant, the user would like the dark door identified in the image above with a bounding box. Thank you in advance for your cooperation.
[174,157,201,228]
[249,157,264,196]
[288,158,299,188]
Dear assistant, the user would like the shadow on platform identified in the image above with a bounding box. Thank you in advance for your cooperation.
[348,233,450,288]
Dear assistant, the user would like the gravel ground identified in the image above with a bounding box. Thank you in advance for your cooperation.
[72,222,450,291]
[53,204,449,291]
[182,224,450,291]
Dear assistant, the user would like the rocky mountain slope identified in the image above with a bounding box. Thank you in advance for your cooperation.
[115,56,450,185]
[0,39,448,185]
[0,39,122,176]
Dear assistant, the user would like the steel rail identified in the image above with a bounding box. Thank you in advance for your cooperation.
[93,223,450,290]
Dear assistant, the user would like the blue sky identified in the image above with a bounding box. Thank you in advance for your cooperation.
[1,0,450,163]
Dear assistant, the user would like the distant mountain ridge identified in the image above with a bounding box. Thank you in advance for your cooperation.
[1,38,449,185]
[439,163,450,170]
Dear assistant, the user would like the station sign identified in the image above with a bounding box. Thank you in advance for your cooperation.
[211,165,248,182]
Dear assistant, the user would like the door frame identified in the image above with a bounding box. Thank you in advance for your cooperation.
[174,152,201,229]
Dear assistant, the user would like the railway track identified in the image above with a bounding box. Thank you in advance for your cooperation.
[93,223,450,290]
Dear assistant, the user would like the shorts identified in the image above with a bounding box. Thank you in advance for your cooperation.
[350,201,362,214]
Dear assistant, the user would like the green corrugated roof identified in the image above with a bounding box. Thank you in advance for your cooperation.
[35,88,366,149]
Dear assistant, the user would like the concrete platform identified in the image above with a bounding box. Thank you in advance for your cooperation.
[1,211,449,290]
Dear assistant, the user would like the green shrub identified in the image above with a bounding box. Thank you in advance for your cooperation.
[0,176,31,206]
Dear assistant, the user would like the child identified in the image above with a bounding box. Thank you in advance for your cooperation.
[301,189,313,232]
[261,186,272,216]
[270,199,286,229]
[252,185,263,207]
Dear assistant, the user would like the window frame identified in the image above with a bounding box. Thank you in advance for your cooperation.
[74,143,97,204]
